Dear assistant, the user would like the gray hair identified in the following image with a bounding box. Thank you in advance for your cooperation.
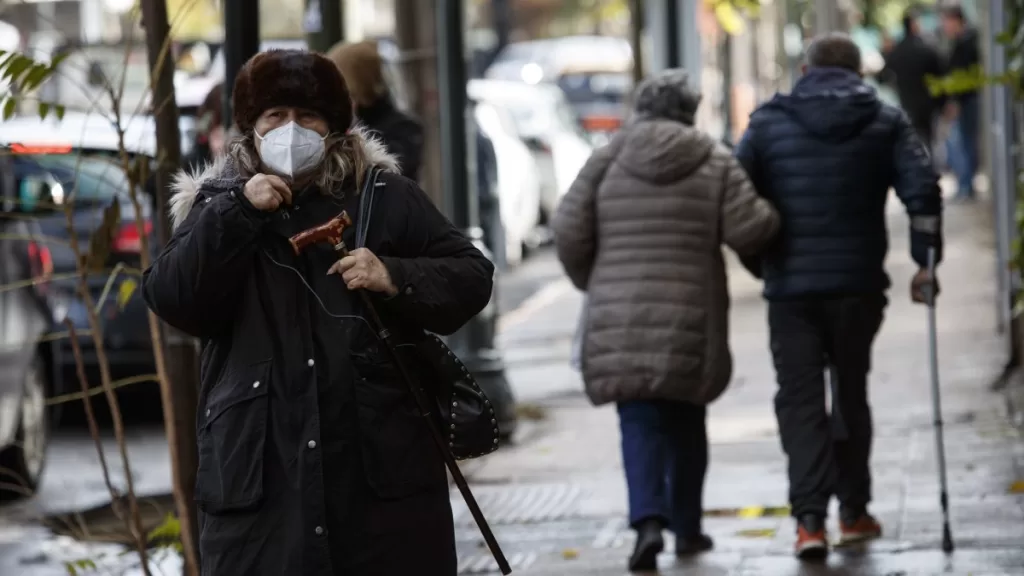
[633,68,702,126]
[805,32,862,73]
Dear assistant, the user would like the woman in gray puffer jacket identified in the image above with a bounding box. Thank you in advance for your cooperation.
[552,69,779,572]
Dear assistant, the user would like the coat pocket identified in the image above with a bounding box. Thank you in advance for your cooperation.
[195,359,271,514]
[353,352,447,500]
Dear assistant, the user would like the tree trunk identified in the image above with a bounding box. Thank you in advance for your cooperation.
[629,0,644,84]
[139,1,201,575]
[395,0,443,207]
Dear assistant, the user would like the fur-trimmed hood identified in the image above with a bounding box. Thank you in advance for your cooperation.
[169,125,399,231]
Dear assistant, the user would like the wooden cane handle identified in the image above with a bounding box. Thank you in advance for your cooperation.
[288,211,353,254]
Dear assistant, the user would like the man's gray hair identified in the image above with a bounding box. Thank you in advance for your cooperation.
[805,32,862,73]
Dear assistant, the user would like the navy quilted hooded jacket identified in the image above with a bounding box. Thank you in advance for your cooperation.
[734,67,943,300]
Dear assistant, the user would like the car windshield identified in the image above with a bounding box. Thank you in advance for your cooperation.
[13,153,131,210]
[557,72,632,106]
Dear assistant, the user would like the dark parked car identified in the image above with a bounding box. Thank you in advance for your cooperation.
[0,112,194,408]
[0,165,53,497]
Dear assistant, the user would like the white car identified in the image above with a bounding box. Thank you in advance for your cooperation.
[176,39,309,110]
[468,79,593,222]
[471,100,542,267]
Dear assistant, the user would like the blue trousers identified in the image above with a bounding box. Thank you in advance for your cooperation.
[950,94,980,196]
[617,400,708,537]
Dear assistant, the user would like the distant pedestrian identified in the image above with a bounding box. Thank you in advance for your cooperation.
[735,33,943,561]
[879,7,946,151]
[327,40,424,181]
[552,69,779,573]
[940,4,981,201]
[182,83,227,171]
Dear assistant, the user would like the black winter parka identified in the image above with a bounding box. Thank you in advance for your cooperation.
[142,131,493,575]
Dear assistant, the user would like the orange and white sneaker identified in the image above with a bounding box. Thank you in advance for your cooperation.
[795,514,828,560]
[839,509,883,544]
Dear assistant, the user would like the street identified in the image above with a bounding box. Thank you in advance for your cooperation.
[3,189,1024,575]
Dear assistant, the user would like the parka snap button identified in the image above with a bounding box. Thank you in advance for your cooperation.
[252,381,260,388]
[314,526,324,536]
[404,286,413,295]
[206,409,211,417]
[308,440,316,449]
[307,358,315,367]
[204,197,212,204]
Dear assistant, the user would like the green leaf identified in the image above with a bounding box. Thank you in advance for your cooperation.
[38,101,50,119]
[0,51,15,72]
[48,51,69,71]
[22,63,53,91]
[64,561,78,576]
[55,104,66,121]
[2,98,16,121]
[3,54,33,83]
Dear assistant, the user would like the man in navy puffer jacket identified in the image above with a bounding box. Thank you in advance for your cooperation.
[735,33,943,561]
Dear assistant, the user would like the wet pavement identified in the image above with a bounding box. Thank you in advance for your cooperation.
[454,191,1024,575]
[3,188,1024,576]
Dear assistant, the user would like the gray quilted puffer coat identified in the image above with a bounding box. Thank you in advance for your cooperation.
[553,70,780,406]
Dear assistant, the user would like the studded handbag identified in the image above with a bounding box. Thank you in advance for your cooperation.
[355,167,500,460]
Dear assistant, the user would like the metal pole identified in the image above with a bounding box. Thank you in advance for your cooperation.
[925,246,955,553]
[222,0,260,131]
[664,0,680,69]
[986,0,1018,356]
[679,0,701,89]
[629,0,645,83]
[814,0,838,34]
[436,0,470,228]
[721,33,733,144]
[435,0,517,440]
[493,0,512,54]
[306,0,344,53]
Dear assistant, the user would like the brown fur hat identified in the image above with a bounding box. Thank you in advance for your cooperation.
[232,49,353,134]
[325,40,387,107]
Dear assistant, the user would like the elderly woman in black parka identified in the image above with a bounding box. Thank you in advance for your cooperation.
[142,50,493,576]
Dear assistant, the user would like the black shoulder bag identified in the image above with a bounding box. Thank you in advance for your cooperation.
[355,167,500,461]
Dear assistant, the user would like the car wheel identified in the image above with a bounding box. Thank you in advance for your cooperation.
[0,356,49,499]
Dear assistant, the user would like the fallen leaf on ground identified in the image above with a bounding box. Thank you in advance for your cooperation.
[515,403,547,420]
[1010,480,1024,494]
[738,506,764,519]
[561,548,579,560]
[735,528,776,538]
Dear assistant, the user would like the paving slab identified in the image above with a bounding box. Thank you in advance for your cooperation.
[459,195,1024,575]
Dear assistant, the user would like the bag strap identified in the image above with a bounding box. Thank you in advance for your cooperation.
[356,166,382,249]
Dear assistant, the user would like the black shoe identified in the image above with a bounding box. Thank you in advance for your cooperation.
[676,533,713,557]
[628,519,664,572]
[795,514,828,561]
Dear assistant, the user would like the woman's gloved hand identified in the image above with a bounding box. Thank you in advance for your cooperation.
[327,248,398,296]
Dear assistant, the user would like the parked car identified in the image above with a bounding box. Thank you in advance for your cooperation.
[0,111,195,403]
[485,35,633,146]
[468,79,593,223]
[0,175,54,497]
[176,39,308,112]
[470,98,543,267]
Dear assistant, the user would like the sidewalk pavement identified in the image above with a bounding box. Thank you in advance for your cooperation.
[453,190,1024,575]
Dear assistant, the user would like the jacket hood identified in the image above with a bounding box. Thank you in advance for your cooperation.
[616,118,715,183]
[169,124,399,230]
[761,67,881,142]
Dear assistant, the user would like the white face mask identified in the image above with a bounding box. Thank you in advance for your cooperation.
[255,121,326,179]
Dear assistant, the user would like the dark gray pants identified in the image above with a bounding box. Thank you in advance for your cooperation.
[768,294,886,518]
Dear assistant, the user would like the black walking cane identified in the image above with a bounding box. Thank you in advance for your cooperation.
[289,212,513,575]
